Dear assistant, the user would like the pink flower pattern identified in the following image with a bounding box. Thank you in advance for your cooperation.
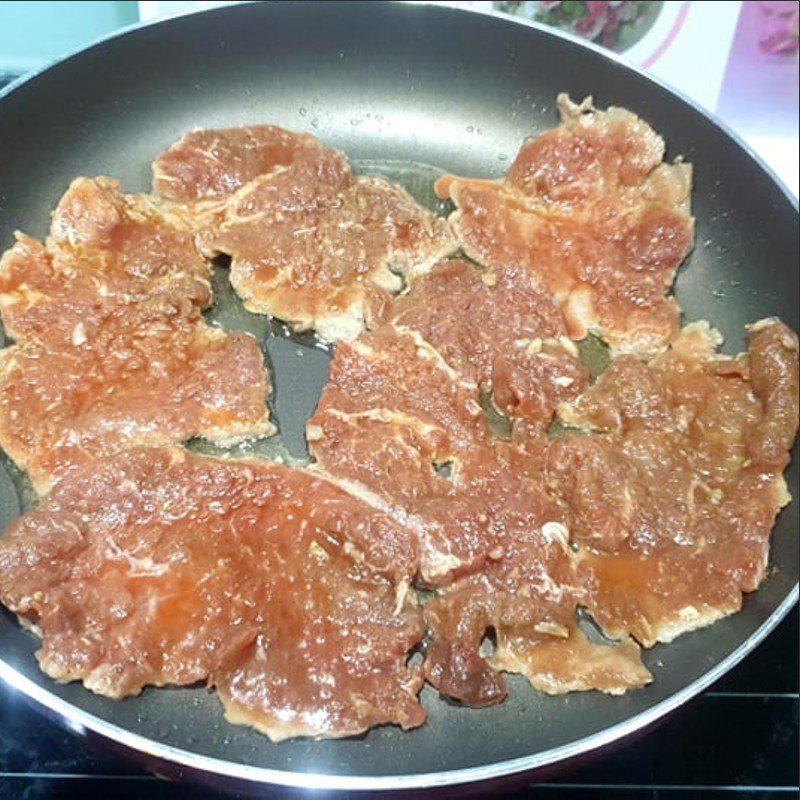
[495,1,649,50]
[578,0,643,47]
[758,1,800,56]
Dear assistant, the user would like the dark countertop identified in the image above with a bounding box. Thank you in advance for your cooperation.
[0,606,796,800]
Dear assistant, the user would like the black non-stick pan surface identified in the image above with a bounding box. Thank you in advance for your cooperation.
[0,1,797,793]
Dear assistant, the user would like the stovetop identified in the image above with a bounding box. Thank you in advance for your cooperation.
[0,606,796,800]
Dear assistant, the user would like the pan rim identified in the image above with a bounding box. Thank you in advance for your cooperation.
[0,589,795,790]
[0,0,797,791]
[1,0,796,211]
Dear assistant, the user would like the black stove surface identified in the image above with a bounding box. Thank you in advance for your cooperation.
[0,606,796,800]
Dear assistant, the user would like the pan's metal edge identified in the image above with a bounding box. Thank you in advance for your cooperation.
[0,0,797,791]
[0,589,796,791]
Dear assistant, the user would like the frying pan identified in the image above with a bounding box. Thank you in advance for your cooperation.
[0,1,797,793]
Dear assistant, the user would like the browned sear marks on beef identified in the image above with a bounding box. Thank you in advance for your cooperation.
[436,94,694,355]
[0,177,211,346]
[388,259,588,430]
[153,124,323,202]
[0,178,273,491]
[550,319,798,646]
[422,437,652,706]
[153,127,457,341]
[206,148,456,341]
[0,448,424,740]
[308,323,496,585]
[309,327,654,702]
